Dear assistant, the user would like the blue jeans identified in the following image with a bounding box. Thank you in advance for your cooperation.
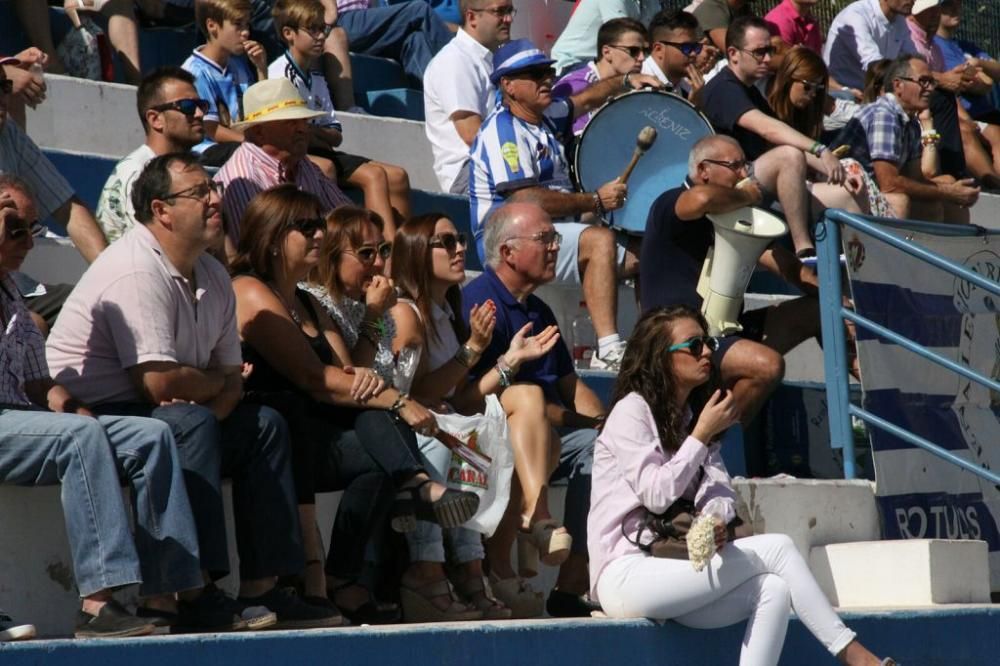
[338,2,453,84]
[96,402,303,581]
[405,434,484,564]
[0,409,202,597]
[553,427,596,556]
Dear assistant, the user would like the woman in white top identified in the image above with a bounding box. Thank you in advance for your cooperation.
[390,213,561,619]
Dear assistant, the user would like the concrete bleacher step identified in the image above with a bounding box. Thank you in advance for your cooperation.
[811,539,991,607]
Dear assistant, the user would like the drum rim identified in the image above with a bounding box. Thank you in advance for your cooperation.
[571,88,716,193]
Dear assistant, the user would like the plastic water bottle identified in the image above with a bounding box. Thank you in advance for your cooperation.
[571,301,596,370]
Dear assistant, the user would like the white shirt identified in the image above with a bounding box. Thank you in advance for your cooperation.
[423,28,495,192]
[95,144,156,244]
[641,57,693,97]
[268,51,342,132]
[824,0,916,90]
[551,0,661,74]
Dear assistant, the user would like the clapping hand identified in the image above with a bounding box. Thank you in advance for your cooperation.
[467,300,496,351]
[503,323,560,369]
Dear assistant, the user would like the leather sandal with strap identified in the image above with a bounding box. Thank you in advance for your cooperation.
[517,518,572,578]
[399,578,484,623]
[487,573,544,619]
[452,575,512,620]
[390,479,480,533]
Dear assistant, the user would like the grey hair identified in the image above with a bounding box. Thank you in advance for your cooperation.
[483,204,525,268]
[687,134,742,179]
[884,53,927,96]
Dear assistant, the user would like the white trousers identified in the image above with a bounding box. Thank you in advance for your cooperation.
[596,534,856,666]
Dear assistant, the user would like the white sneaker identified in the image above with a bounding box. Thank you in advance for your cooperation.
[590,341,627,372]
[0,610,36,641]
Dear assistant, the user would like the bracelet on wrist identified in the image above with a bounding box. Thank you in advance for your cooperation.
[495,363,514,388]
[809,141,828,157]
[453,343,482,368]
[592,191,605,216]
[389,393,408,418]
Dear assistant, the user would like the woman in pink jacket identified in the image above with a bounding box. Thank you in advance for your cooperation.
[588,305,894,666]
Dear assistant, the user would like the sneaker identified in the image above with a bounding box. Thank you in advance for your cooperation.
[0,610,36,641]
[175,585,275,633]
[74,600,155,639]
[238,586,343,630]
[590,341,627,372]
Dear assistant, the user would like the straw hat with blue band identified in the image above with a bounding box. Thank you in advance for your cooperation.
[490,39,556,85]
[231,78,326,131]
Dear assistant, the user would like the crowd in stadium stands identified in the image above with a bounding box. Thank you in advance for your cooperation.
[8,0,993,660]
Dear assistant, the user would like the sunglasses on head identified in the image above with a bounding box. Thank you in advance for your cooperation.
[150,98,211,117]
[351,241,393,265]
[429,231,467,253]
[668,335,719,356]
[658,40,703,57]
[289,217,325,236]
[4,217,44,241]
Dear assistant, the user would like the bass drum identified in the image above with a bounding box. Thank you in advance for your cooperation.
[574,89,714,235]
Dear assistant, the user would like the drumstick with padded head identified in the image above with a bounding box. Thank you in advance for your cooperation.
[616,126,658,184]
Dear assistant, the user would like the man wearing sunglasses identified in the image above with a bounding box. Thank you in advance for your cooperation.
[48,152,339,630]
[701,16,866,259]
[835,54,979,222]
[642,9,709,108]
[641,134,823,469]
[97,67,208,244]
[553,17,650,136]
[469,39,661,370]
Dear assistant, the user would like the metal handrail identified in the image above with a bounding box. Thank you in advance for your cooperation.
[815,209,1000,484]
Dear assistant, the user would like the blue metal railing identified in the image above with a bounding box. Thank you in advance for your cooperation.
[815,209,1000,483]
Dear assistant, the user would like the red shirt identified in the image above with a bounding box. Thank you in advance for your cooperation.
[764,0,823,54]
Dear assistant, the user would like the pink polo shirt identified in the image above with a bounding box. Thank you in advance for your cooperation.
[45,223,242,405]
[587,392,738,602]
[906,17,945,72]
[764,0,823,54]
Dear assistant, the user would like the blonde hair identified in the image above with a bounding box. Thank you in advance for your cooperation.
[195,0,252,40]
[272,0,325,45]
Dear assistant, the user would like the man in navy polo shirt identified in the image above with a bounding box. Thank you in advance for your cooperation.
[462,202,604,618]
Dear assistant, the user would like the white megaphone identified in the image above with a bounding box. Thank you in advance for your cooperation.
[696,206,788,337]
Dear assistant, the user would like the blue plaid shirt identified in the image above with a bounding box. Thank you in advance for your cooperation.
[836,94,921,176]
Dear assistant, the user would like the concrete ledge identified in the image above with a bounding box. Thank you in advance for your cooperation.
[2,609,1000,666]
[811,539,991,607]
[732,478,881,562]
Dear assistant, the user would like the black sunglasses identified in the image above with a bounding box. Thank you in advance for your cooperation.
[658,41,703,57]
[794,78,826,94]
[350,241,393,265]
[609,44,649,59]
[161,180,223,202]
[897,75,936,90]
[4,216,44,241]
[514,66,555,81]
[429,231,467,253]
[289,217,325,236]
[0,79,12,95]
[668,335,720,356]
[150,98,211,117]
[740,46,776,61]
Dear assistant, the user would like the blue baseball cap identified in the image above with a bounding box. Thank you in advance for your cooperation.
[490,39,556,85]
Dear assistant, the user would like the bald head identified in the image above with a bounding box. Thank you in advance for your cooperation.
[687,134,744,179]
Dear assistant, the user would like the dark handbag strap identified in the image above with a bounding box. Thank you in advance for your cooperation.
[620,466,705,553]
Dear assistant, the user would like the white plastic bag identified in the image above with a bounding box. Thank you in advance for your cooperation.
[434,395,513,537]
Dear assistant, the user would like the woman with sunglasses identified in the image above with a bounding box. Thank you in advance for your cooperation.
[231,187,479,624]
[590,305,895,666]
[389,213,565,619]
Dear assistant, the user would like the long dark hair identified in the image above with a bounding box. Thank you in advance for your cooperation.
[609,305,720,452]
[229,184,325,279]
[390,213,468,346]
